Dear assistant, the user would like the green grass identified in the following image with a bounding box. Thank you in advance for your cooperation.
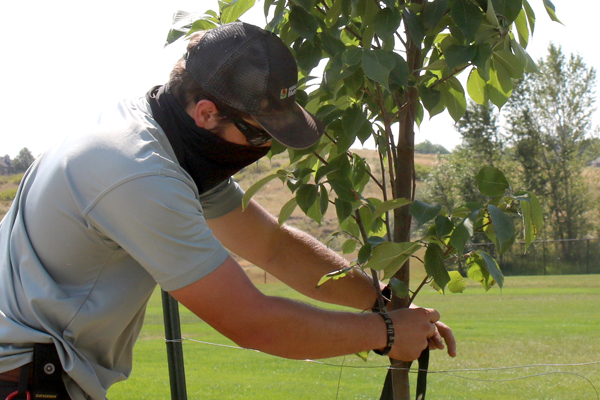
[109,275,600,399]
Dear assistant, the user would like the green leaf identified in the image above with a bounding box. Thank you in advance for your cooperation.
[424,243,451,292]
[319,184,329,215]
[449,220,472,253]
[477,250,504,288]
[289,5,319,42]
[423,0,450,29]
[342,47,363,66]
[221,0,256,23]
[242,173,280,210]
[278,198,298,226]
[362,49,396,91]
[542,0,562,24]
[329,177,357,203]
[488,58,513,108]
[365,242,422,279]
[373,8,402,40]
[515,191,543,249]
[467,67,488,105]
[317,266,355,287]
[166,11,209,45]
[511,39,538,73]
[403,9,425,46]
[188,18,219,36]
[475,167,510,196]
[435,216,455,239]
[450,0,484,41]
[341,238,357,254]
[485,0,499,26]
[296,39,323,71]
[447,271,466,293]
[296,184,319,214]
[493,50,524,79]
[488,204,515,253]
[467,256,495,291]
[307,194,324,225]
[389,277,408,299]
[335,198,354,224]
[372,198,412,224]
[440,78,467,122]
[444,45,477,72]
[419,85,443,114]
[389,53,410,90]
[472,43,493,81]
[522,0,536,34]
[410,200,442,227]
[491,0,523,23]
[342,106,368,139]
[291,0,316,12]
[514,9,529,47]
[321,32,346,57]
[325,0,343,27]
[358,243,372,265]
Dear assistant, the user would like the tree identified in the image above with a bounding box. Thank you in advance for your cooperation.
[169,1,555,398]
[414,140,449,154]
[456,101,503,165]
[504,44,598,244]
[425,101,504,211]
[12,147,35,173]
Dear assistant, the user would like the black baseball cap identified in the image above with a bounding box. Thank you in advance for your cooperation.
[185,22,325,149]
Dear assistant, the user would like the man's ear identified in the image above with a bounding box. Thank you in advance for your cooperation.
[189,100,220,129]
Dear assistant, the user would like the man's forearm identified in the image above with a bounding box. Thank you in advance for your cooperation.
[263,223,378,310]
[225,294,388,359]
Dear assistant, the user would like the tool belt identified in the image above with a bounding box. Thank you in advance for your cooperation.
[0,344,69,400]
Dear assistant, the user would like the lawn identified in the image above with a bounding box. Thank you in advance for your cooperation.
[109,275,600,399]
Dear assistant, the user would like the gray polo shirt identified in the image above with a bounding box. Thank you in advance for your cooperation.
[0,96,244,399]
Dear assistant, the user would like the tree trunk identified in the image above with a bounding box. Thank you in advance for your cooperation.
[385,25,421,399]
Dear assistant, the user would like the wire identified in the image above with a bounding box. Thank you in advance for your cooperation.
[173,337,600,398]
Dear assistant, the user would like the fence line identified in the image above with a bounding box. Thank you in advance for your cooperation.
[469,237,600,276]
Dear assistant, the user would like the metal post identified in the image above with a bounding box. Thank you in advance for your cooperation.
[587,239,590,274]
[542,240,547,275]
[161,290,188,400]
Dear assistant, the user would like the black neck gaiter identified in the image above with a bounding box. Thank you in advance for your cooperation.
[146,85,270,194]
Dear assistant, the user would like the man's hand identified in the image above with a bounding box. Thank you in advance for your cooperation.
[386,308,456,361]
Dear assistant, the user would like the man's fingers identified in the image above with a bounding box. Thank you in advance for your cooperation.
[435,321,457,357]
[425,308,440,323]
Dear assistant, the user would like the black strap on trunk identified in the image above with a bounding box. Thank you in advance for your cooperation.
[378,348,430,400]
[31,344,62,400]
[415,348,429,400]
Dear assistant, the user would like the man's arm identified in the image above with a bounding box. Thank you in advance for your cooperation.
[206,199,377,310]
[169,255,441,361]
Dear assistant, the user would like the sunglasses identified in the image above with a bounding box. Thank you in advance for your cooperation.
[230,117,272,146]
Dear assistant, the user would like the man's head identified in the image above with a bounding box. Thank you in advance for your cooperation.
[168,22,325,149]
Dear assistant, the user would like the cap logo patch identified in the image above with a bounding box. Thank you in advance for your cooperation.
[280,85,297,99]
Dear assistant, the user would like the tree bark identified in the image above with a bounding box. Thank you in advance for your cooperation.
[386,27,421,399]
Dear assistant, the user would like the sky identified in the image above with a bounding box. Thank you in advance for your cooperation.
[0,0,596,158]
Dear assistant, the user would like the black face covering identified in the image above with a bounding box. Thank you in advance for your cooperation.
[146,85,270,194]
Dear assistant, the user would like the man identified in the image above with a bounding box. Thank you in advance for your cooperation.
[0,22,455,399]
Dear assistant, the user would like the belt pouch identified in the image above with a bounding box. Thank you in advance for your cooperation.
[31,344,62,400]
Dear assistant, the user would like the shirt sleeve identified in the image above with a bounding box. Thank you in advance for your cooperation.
[198,177,245,220]
[85,174,230,291]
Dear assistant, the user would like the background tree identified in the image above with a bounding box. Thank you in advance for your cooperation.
[12,147,35,173]
[504,44,599,244]
[169,0,556,398]
[425,101,505,212]
[414,140,449,154]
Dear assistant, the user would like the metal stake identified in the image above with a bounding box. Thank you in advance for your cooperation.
[162,290,188,400]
